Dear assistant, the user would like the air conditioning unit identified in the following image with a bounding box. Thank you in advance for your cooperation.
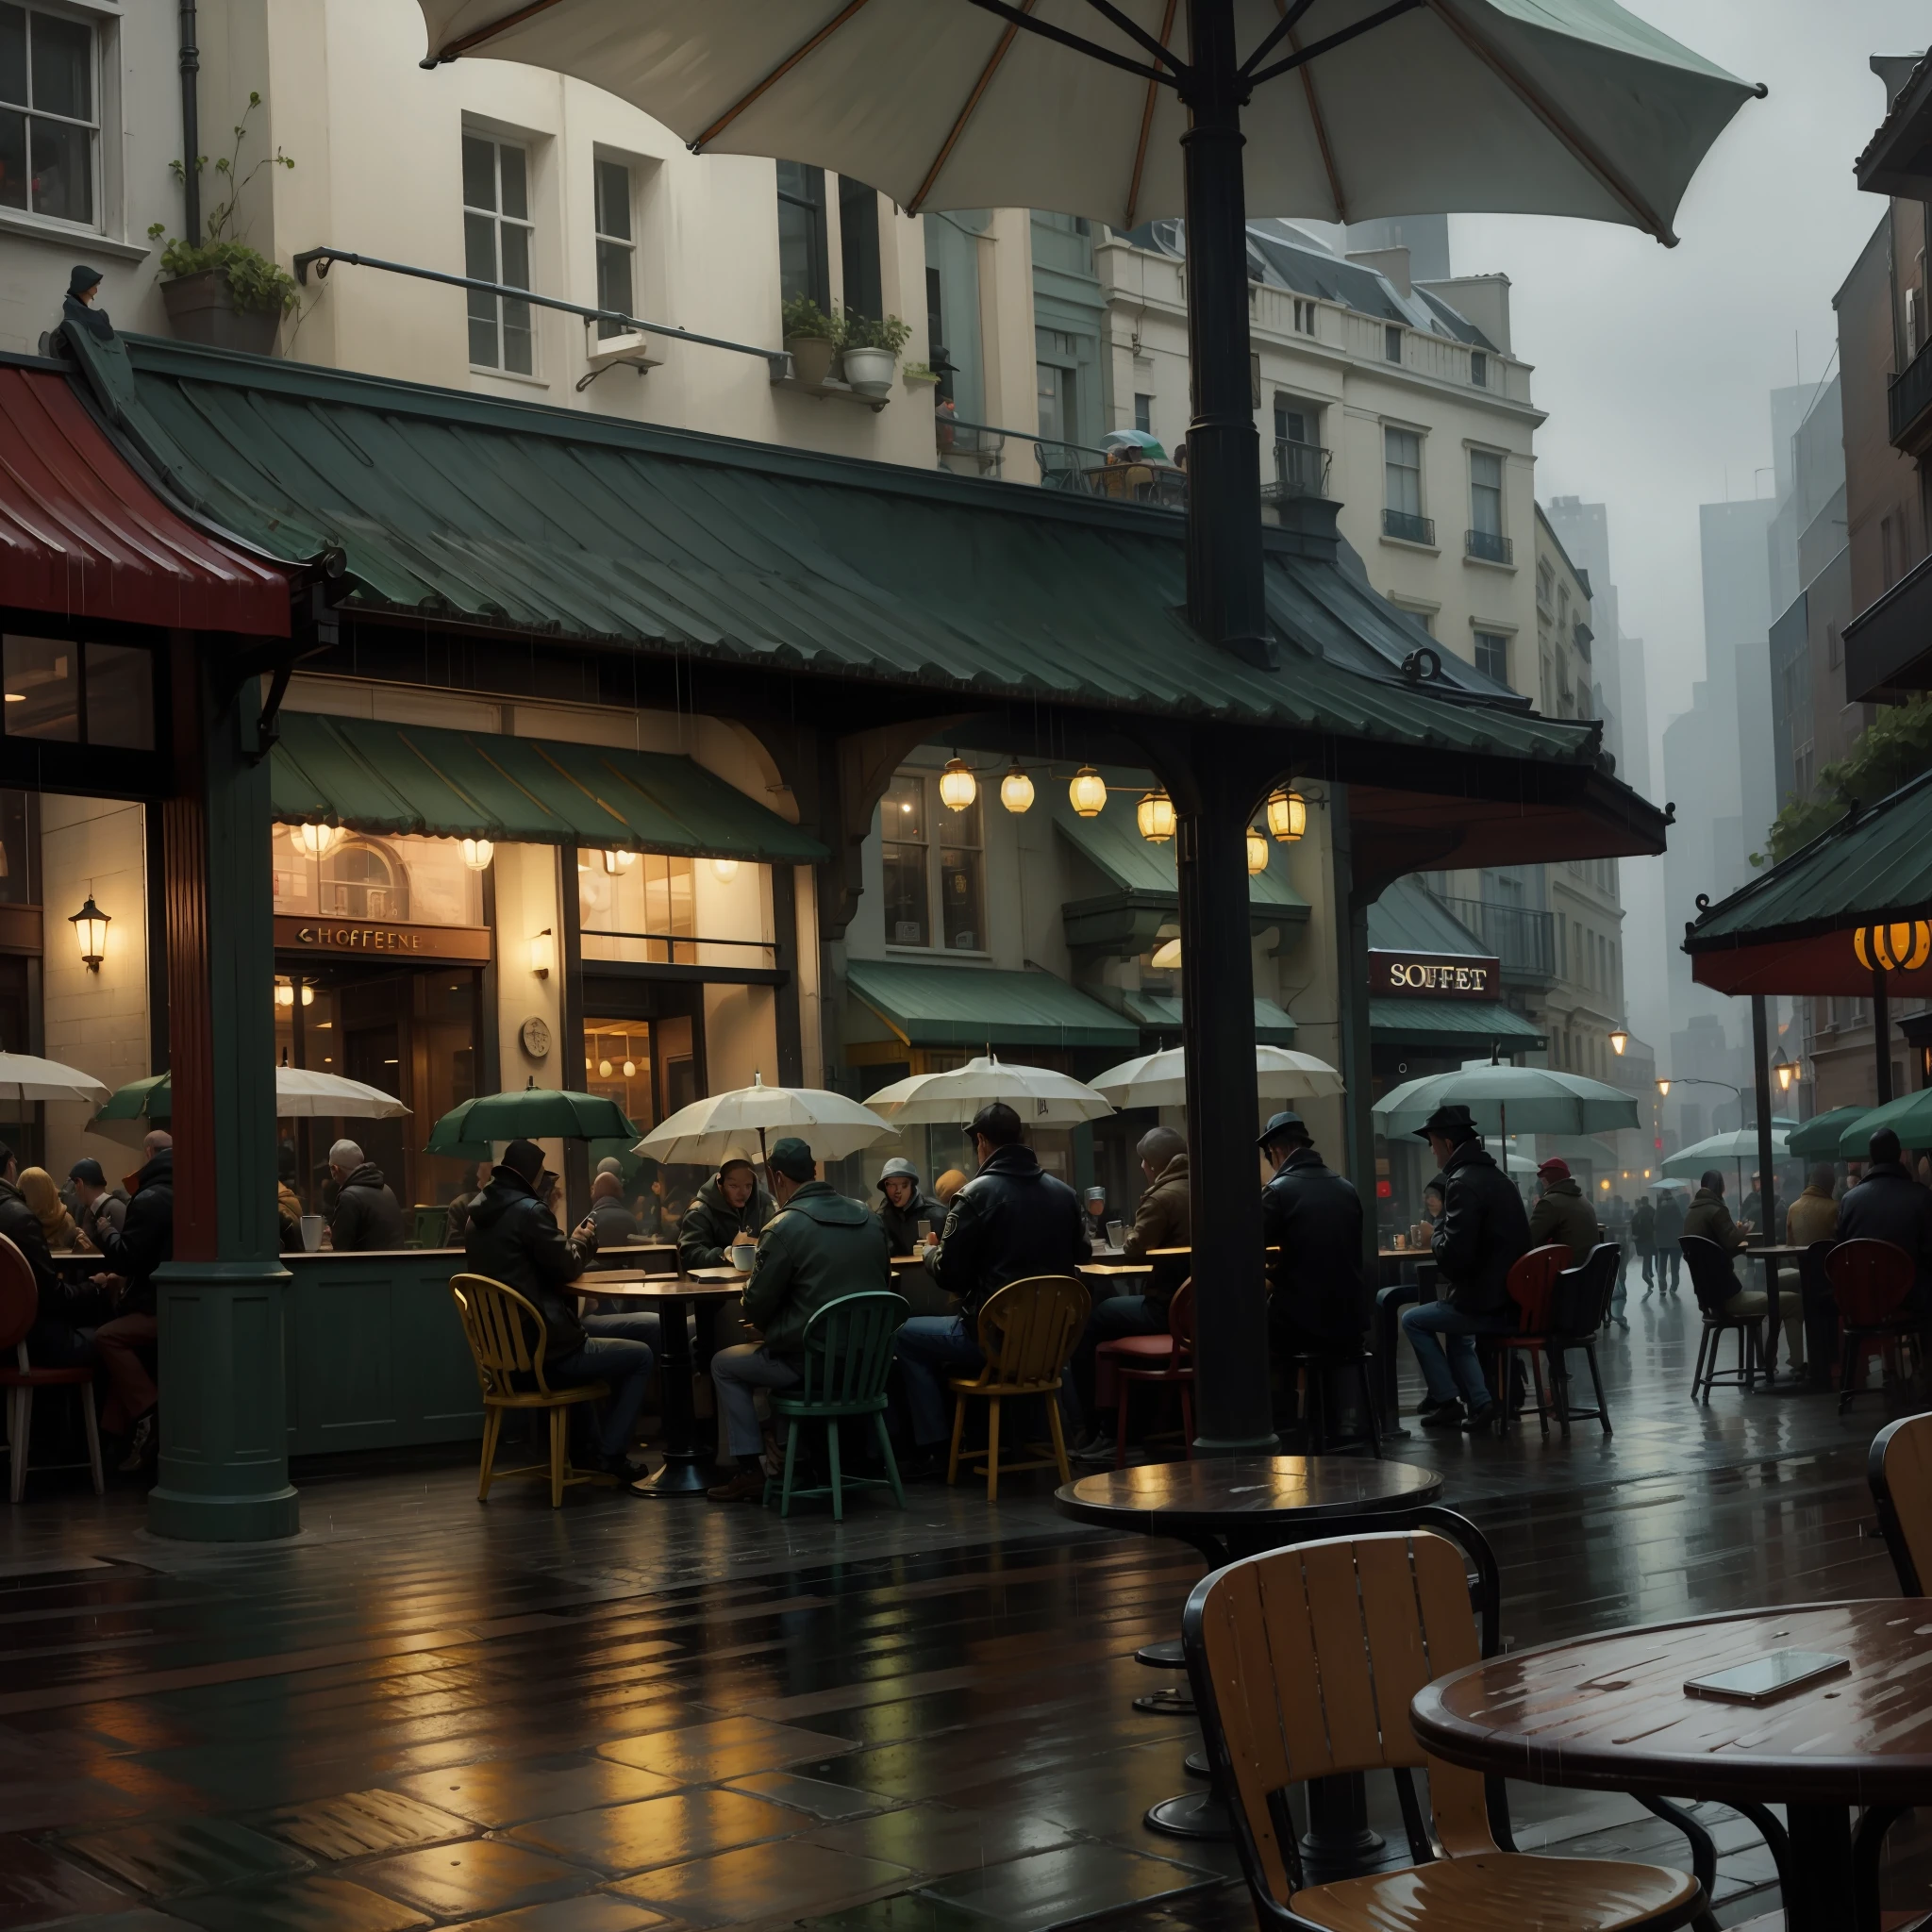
[582,326,665,375]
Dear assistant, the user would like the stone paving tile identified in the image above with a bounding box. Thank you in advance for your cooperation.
[387,1754,683,1829]
[353,1840,596,1919]
[446,1897,675,1932]
[597,1717,857,1782]
[57,1818,313,1898]
[724,1770,908,1821]
[0,1830,133,1927]
[257,1788,475,1860]
[804,1803,1079,1876]
[162,1872,433,1931]
[917,1842,1224,1929]
[508,1788,806,1877]
[612,1840,912,1928]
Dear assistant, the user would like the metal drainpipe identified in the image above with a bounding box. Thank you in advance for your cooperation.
[179,0,200,242]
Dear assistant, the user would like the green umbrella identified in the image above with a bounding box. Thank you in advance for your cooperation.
[1837,1090,1932,1157]
[1788,1108,1869,1160]
[1373,1058,1639,1141]
[425,1078,640,1156]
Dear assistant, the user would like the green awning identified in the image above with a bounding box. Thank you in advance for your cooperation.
[1367,876,1490,954]
[1052,791,1306,916]
[1371,998,1545,1054]
[271,711,824,863]
[845,959,1138,1050]
[1121,991,1297,1042]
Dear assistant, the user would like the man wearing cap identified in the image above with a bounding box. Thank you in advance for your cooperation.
[707,1138,892,1503]
[1257,1111,1363,1373]
[1398,1104,1530,1430]
[69,1158,127,1251]
[1838,1126,1932,1312]
[874,1158,944,1257]
[1527,1158,1599,1265]
[678,1152,774,1274]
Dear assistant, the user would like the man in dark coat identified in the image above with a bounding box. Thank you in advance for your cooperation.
[1630,1191,1657,1293]
[326,1141,408,1251]
[707,1137,894,1501]
[464,1138,655,1482]
[894,1103,1088,1467]
[1398,1105,1529,1430]
[92,1131,173,1466]
[1839,1127,1932,1314]
[1683,1167,1806,1370]
[1526,1158,1599,1264]
[677,1154,775,1271]
[1653,1187,1686,1292]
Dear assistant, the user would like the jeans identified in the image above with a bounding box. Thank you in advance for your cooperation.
[1637,1244,1655,1288]
[583,1309,662,1353]
[1400,1300,1515,1407]
[1658,1242,1681,1291]
[711,1343,801,1458]
[895,1314,986,1446]
[1064,1293,1165,1433]
[546,1336,654,1458]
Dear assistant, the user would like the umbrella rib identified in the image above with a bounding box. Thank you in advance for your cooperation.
[431,0,565,60]
[1077,0,1190,75]
[691,0,877,153]
[1249,0,1422,85]
[1272,0,1348,222]
[1418,0,1678,245]
[910,0,1037,215]
[961,0,1178,86]
[1123,0,1179,229]
[1243,0,1320,77]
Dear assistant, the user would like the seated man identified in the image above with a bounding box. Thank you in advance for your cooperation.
[464,1137,654,1485]
[1527,1158,1599,1264]
[1684,1167,1805,1370]
[678,1153,774,1271]
[1258,1110,1363,1389]
[589,1170,641,1252]
[92,1131,173,1471]
[326,1141,407,1252]
[707,1137,892,1503]
[1839,1127,1932,1315]
[1786,1162,1841,1386]
[1065,1125,1190,1459]
[874,1158,944,1256]
[895,1104,1088,1474]
[1399,1105,1528,1433]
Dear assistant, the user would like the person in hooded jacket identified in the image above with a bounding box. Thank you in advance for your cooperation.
[0,1141,99,1376]
[874,1158,943,1256]
[326,1141,407,1251]
[706,1137,894,1501]
[1526,1158,1599,1264]
[91,1131,173,1468]
[464,1138,655,1482]
[1839,1127,1932,1314]
[677,1154,775,1272]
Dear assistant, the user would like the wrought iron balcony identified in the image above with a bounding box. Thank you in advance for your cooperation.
[1465,527,1513,565]
[1270,438,1331,498]
[1891,335,1932,454]
[1383,508,1435,546]
[1431,892,1556,981]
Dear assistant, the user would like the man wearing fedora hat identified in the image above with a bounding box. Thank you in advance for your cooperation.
[1398,1103,1530,1430]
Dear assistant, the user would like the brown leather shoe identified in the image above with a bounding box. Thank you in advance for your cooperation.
[706,1468,766,1504]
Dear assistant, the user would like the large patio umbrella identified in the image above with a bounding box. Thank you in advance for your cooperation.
[1836,1091,1932,1158]
[91,1068,409,1146]
[1090,1042,1341,1109]
[425,1079,638,1156]
[864,1054,1114,1126]
[635,1072,893,1167]
[1374,1059,1639,1144]
[1661,1124,1795,1205]
[1788,1108,1869,1161]
[0,1053,110,1108]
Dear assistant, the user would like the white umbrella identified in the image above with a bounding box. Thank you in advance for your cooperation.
[416,3,1757,246]
[1661,1124,1795,1182]
[636,1072,893,1165]
[0,1053,110,1108]
[1374,1059,1639,1141]
[1090,1043,1342,1110]
[864,1054,1114,1125]
[274,1068,410,1120]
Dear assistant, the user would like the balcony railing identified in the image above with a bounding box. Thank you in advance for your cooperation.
[1430,892,1556,980]
[1383,508,1435,546]
[1890,334,1932,451]
[1465,527,1513,565]
[1270,438,1331,497]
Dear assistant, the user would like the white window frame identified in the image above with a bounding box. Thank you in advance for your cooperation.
[880,769,989,957]
[462,130,536,376]
[591,153,636,339]
[1472,628,1510,686]
[0,1,102,235]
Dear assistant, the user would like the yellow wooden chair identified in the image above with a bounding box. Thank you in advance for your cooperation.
[1184,1527,1715,1932]
[450,1274,618,1507]
[1871,1411,1932,1593]
[945,1274,1089,1501]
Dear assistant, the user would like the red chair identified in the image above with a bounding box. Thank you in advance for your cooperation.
[1827,1238,1923,1413]
[1485,1244,1571,1437]
[0,1234,104,1502]
[1099,1277,1194,1468]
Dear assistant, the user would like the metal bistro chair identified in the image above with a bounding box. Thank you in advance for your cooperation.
[450,1274,618,1508]
[766,1291,908,1521]
[1183,1521,1719,1932]
[1486,1243,1570,1437]
[1827,1238,1924,1413]
[946,1274,1089,1501]
[1099,1276,1195,1467]
[1542,1242,1622,1436]
[0,1234,103,1503]
[1681,1236,1763,1401]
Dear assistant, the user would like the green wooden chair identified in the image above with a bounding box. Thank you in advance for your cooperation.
[766,1291,908,1521]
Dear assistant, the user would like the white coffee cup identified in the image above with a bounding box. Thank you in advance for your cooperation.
[300,1214,325,1253]
[1107,1219,1124,1250]
[729,1240,757,1273]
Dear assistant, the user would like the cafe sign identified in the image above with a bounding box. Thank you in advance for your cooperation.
[275,916,491,963]
[1370,949,1500,1001]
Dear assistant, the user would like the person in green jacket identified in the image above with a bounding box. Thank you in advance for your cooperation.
[706,1137,891,1503]
[1526,1158,1600,1265]
[677,1152,774,1272]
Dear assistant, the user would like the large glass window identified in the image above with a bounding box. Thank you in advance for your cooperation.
[580,1014,694,1136]
[839,174,881,321]
[939,791,985,952]
[1468,448,1507,561]
[1473,630,1509,686]
[462,132,533,374]
[578,849,697,964]
[776,159,828,309]
[1384,427,1422,517]
[0,4,95,227]
[881,771,985,954]
[1,635,152,747]
[272,834,485,926]
[881,774,928,948]
[592,157,633,338]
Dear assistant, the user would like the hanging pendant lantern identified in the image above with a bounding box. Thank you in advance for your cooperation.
[1136,790,1175,843]
[1265,789,1307,841]
[1068,765,1107,817]
[938,757,977,811]
[1855,922,1932,973]
[999,760,1034,814]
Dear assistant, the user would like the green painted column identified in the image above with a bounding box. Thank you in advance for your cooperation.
[146,630,298,1542]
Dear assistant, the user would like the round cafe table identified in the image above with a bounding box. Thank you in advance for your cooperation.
[1057,1456,1442,1871]
[1411,1600,1932,1932]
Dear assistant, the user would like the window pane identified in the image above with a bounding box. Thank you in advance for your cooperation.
[0,108,23,208]
[777,197,816,304]
[1384,428,1420,516]
[83,641,153,748]
[498,223,532,374]
[28,112,87,223]
[883,843,928,946]
[498,219,529,290]
[0,791,34,905]
[594,158,630,241]
[29,10,89,120]
[940,843,983,951]
[595,237,632,335]
[882,774,925,843]
[497,142,527,222]
[460,133,495,211]
[463,211,497,364]
[0,8,24,107]
[839,175,880,320]
[3,634,76,739]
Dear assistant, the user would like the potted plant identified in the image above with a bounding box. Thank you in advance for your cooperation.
[901,362,941,388]
[780,295,842,388]
[841,312,911,397]
[147,93,298,357]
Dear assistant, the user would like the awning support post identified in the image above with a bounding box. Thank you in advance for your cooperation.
[1874,966,1893,1105]
[1751,991,1775,1234]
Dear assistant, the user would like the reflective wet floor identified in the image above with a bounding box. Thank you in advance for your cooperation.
[2,1289,1929,1930]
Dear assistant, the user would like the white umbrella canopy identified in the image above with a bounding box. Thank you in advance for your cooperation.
[864,1054,1114,1125]
[1091,1043,1342,1110]
[1661,1124,1795,1180]
[635,1072,894,1165]
[416,1,1758,244]
[1374,1058,1639,1138]
[273,1068,411,1120]
[0,1053,110,1108]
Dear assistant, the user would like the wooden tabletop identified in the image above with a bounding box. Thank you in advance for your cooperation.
[684,1266,751,1285]
[1055,1455,1441,1539]
[1411,1600,1932,1807]
[585,1273,743,1299]
[1079,1261,1153,1279]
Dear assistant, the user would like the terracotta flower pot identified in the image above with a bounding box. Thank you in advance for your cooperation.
[784,333,839,387]
[159,271,283,357]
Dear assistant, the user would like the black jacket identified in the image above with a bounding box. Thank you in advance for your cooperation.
[1260,1147,1364,1342]
[330,1162,407,1252]
[590,1194,641,1261]
[95,1151,173,1319]
[463,1166,595,1361]
[874,1187,944,1257]
[678,1174,776,1272]
[1429,1140,1530,1317]
[931,1143,1088,1320]
[0,1174,62,1363]
[1837,1161,1932,1305]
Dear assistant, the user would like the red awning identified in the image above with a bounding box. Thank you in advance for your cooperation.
[0,360,289,636]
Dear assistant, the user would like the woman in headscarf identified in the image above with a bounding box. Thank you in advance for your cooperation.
[19,1167,75,1250]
